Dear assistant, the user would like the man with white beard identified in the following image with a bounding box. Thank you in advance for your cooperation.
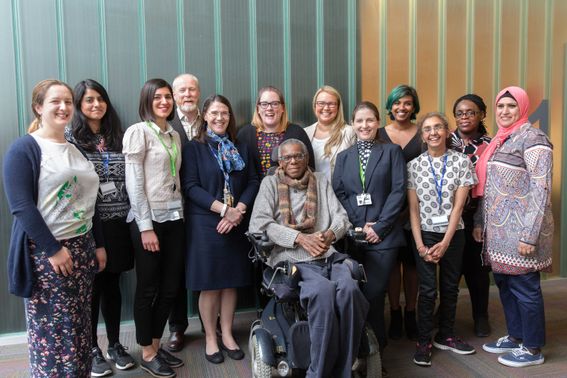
[165,73,203,352]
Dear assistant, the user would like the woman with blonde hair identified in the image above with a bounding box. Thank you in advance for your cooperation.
[4,79,105,376]
[237,86,314,178]
[304,85,355,179]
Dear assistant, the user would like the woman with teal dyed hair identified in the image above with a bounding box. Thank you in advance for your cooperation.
[378,84,423,341]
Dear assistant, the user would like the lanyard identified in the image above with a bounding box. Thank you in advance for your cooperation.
[146,121,178,177]
[427,152,448,213]
[101,152,110,181]
[358,157,366,192]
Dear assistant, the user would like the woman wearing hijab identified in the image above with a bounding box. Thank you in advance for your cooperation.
[475,86,553,368]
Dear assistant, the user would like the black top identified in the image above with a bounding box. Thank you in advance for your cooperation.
[237,123,315,178]
[378,127,424,163]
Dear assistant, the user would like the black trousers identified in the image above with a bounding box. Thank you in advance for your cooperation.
[354,247,398,350]
[461,225,491,319]
[131,220,185,346]
[168,285,189,333]
[92,271,122,347]
[415,230,465,343]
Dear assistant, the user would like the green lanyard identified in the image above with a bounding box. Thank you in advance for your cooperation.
[146,121,178,177]
[358,157,366,193]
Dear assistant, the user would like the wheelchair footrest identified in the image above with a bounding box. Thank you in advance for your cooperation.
[287,320,310,370]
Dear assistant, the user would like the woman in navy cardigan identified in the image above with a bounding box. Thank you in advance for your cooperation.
[182,94,259,364]
[332,101,406,360]
[4,79,105,377]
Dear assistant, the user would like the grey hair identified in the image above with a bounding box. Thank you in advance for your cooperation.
[172,73,200,91]
[277,138,308,160]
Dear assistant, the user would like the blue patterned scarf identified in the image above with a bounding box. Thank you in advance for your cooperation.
[206,127,245,173]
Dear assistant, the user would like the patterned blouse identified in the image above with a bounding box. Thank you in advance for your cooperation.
[407,149,477,233]
[449,130,491,226]
[475,123,553,275]
[256,130,284,176]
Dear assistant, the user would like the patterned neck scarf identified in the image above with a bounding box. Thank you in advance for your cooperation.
[276,167,317,233]
[356,139,375,173]
[206,127,245,173]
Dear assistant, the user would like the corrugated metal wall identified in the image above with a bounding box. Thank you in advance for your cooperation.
[360,0,567,278]
[0,0,358,335]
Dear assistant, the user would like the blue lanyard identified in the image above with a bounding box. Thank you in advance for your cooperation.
[101,152,110,181]
[427,153,448,213]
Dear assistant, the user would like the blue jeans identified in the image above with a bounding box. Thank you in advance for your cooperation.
[414,230,465,342]
[493,272,546,349]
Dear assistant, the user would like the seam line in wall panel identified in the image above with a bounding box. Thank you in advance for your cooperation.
[213,0,223,93]
[316,0,324,87]
[138,0,147,85]
[283,0,292,117]
[98,0,108,87]
[248,0,258,100]
[466,0,475,92]
[518,0,528,88]
[561,43,567,277]
[543,0,552,100]
[409,0,416,86]
[176,0,185,73]
[492,0,501,119]
[347,0,357,115]
[11,0,25,135]
[55,0,66,82]
[437,0,446,113]
[379,0,387,126]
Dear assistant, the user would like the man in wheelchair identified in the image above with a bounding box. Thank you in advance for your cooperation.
[249,138,370,378]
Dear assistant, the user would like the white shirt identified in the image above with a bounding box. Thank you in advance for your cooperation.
[33,134,99,240]
[311,137,332,179]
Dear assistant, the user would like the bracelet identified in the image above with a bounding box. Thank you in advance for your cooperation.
[220,204,228,217]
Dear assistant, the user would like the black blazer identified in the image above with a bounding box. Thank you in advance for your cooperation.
[332,142,407,250]
[170,111,190,148]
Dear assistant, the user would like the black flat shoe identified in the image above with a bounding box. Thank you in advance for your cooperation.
[157,348,184,368]
[205,350,224,364]
[140,355,176,377]
[219,340,245,360]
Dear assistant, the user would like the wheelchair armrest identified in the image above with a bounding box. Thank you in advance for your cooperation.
[342,257,367,283]
[246,231,275,263]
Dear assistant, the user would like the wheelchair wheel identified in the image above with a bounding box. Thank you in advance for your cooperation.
[251,334,272,378]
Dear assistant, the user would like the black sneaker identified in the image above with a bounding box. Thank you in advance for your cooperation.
[157,348,184,368]
[433,335,476,355]
[140,355,176,377]
[91,347,112,377]
[413,342,432,367]
[106,342,135,370]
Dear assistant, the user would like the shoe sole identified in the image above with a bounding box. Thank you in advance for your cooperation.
[497,355,545,368]
[105,352,135,370]
[482,344,520,354]
[413,358,431,367]
[140,365,176,378]
[91,371,112,377]
[433,341,475,355]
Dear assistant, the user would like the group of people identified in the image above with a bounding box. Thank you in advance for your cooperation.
[3,73,553,378]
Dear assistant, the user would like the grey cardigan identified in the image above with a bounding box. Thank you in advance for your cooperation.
[249,171,351,267]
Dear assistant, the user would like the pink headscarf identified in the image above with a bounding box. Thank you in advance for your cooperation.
[472,86,530,198]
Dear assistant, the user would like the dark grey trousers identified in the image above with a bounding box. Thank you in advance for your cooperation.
[296,255,369,378]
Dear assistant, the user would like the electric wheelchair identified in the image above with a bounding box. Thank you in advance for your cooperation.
[246,229,381,378]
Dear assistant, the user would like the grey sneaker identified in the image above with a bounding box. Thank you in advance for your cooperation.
[106,342,135,370]
[483,335,522,354]
[91,347,112,377]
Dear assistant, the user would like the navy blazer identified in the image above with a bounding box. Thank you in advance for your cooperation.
[332,142,407,250]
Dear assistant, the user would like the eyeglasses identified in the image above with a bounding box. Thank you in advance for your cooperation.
[422,124,446,134]
[455,110,479,119]
[279,153,306,162]
[258,101,282,109]
[208,111,230,119]
[315,101,338,109]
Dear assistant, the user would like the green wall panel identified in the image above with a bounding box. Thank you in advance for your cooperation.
[0,0,358,335]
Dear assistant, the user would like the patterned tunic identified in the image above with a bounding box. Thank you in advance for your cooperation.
[476,123,553,274]
[256,130,285,176]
